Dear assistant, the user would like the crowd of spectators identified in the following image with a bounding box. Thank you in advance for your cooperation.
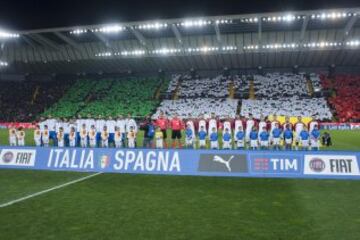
[324,75,360,122]
[152,98,238,119]
[0,80,72,122]
[241,97,333,120]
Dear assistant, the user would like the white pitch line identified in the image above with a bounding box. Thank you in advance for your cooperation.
[0,172,102,208]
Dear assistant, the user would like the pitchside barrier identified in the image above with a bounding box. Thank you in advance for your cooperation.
[0,146,359,180]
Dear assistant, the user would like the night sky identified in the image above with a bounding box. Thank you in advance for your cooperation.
[0,0,358,30]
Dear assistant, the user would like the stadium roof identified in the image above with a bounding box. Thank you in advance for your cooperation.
[0,7,360,75]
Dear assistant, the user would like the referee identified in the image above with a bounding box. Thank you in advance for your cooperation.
[170,113,183,148]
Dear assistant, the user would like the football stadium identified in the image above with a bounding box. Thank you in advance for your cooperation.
[0,1,360,239]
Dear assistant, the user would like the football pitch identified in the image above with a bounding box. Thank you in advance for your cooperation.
[0,129,359,240]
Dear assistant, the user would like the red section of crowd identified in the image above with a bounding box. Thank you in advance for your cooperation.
[321,74,360,122]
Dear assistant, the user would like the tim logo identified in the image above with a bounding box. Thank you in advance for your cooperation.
[198,154,248,173]
[251,155,300,173]
[99,155,110,169]
[254,158,269,171]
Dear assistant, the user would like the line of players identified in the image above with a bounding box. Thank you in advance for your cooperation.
[7,112,321,150]
[155,112,321,150]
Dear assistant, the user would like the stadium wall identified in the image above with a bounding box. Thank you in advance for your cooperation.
[0,146,359,180]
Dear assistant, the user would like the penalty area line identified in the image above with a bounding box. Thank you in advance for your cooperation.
[0,172,102,208]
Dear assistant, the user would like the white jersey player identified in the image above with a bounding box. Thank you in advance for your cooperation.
[88,126,97,148]
[17,128,25,146]
[198,116,207,134]
[34,125,42,147]
[223,117,232,133]
[80,124,88,148]
[9,127,17,146]
[245,114,256,142]
[208,113,218,134]
[234,115,244,133]
[294,116,305,150]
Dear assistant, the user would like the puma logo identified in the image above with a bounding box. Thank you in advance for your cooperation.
[213,155,234,172]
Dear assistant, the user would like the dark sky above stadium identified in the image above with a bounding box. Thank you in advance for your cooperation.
[0,0,358,30]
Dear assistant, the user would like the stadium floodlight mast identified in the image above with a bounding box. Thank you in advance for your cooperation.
[0,60,8,67]
[0,29,20,39]
[136,22,168,30]
[346,40,360,46]
[95,45,238,58]
[91,24,125,33]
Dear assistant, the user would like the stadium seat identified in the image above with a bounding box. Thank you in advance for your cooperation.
[253,73,309,98]
[240,97,333,120]
[324,75,360,122]
[152,98,238,119]
[0,80,72,121]
[44,77,167,118]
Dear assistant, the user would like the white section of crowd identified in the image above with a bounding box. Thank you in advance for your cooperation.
[253,72,309,98]
[241,97,333,120]
[152,98,238,119]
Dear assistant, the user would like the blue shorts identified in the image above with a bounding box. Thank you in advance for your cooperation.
[109,133,115,143]
[50,131,56,140]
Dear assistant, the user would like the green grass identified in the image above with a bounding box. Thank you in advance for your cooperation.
[0,129,359,239]
[0,129,359,151]
[0,170,359,240]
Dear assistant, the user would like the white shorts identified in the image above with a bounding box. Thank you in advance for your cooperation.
[42,137,49,144]
[210,141,218,149]
[302,140,309,147]
[236,140,244,148]
[18,139,25,146]
[222,141,231,149]
[102,140,108,148]
[185,138,193,146]
[272,138,280,145]
[260,140,269,147]
[34,138,41,146]
[285,138,292,145]
[69,139,76,147]
[9,137,17,146]
[156,139,163,148]
[311,139,319,147]
[58,141,64,147]
[89,139,96,147]
[115,140,122,148]
[128,139,135,148]
[81,138,87,147]
[250,140,258,148]
[199,139,206,147]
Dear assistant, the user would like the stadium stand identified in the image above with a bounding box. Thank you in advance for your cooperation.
[0,80,72,121]
[240,97,333,120]
[152,98,238,119]
[43,77,167,118]
[325,75,360,122]
[253,73,309,98]
[170,74,231,98]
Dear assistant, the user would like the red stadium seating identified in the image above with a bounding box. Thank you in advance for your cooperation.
[323,75,360,122]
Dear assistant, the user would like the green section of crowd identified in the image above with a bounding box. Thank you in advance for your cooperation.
[42,77,168,118]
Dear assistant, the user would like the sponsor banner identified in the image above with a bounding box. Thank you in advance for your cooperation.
[304,155,360,176]
[198,154,248,173]
[0,149,36,167]
[320,123,351,130]
[350,123,360,130]
[249,153,302,175]
[0,146,359,179]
